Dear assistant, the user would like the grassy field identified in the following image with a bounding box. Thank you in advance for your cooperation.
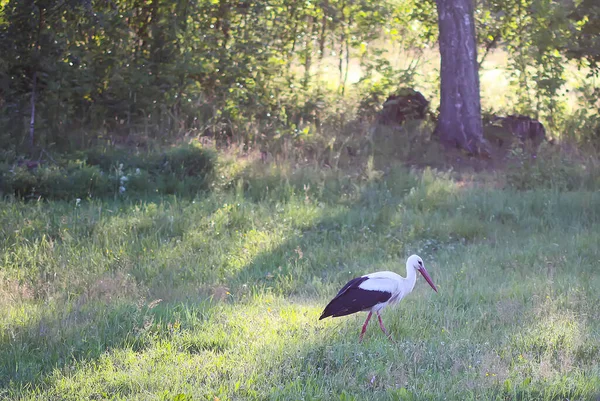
[1,157,600,401]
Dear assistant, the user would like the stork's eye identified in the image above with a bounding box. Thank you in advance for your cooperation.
[418,260,423,266]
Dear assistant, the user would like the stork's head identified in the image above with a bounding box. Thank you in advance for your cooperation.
[407,254,438,293]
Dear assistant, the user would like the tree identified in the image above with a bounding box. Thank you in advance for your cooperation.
[567,0,600,77]
[435,0,488,154]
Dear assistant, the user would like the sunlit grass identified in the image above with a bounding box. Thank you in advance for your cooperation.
[1,163,600,400]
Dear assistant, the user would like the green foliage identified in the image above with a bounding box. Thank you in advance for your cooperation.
[1,0,598,152]
[84,143,216,186]
[566,0,600,77]
[476,0,599,140]
[1,163,110,200]
[0,0,427,150]
[0,143,216,200]
[490,0,567,126]
[505,144,600,191]
[560,83,600,145]
[160,144,216,179]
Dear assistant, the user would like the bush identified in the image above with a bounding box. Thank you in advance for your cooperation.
[505,144,600,191]
[38,164,113,200]
[148,143,216,181]
[1,163,111,200]
[0,143,216,200]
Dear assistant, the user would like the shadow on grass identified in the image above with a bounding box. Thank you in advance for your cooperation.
[228,179,414,293]
[0,196,237,390]
[9,160,600,397]
[0,297,220,389]
[0,163,405,394]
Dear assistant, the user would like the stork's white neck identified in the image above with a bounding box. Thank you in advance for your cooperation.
[404,262,417,294]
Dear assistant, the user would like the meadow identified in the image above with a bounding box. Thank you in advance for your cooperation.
[2,0,600,398]
[1,154,600,401]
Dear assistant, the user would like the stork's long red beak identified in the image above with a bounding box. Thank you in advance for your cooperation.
[418,267,438,292]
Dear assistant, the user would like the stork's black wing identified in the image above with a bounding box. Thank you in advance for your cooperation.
[319,276,392,319]
[335,276,368,297]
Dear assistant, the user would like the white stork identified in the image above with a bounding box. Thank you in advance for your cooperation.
[319,254,438,342]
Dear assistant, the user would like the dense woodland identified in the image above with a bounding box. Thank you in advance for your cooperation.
[0,0,600,198]
[0,0,599,149]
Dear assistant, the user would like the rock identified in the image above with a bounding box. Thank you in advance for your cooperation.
[487,114,546,149]
[377,88,429,125]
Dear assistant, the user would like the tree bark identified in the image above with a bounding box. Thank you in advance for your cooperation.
[29,4,46,150]
[435,0,487,155]
[29,70,37,149]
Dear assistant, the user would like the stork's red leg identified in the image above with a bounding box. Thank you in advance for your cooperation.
[376,311,394,342]
[359,311,373,342]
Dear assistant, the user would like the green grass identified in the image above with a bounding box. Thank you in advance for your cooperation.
[1,161,600,400]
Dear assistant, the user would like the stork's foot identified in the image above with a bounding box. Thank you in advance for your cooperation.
[376,312,396,343]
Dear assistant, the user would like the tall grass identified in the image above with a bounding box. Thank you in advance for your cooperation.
[1,161,599,400]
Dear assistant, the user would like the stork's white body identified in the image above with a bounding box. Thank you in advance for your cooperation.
[358,269,417,311]
[319,255,437,342]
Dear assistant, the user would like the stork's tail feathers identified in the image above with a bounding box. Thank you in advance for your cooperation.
[319,296,360,319]
[319,303,334,320]
[320,276,369,320]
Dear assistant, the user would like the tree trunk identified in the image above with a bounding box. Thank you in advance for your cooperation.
[435,0,487,155]
[29,4,46,151]
[29,70,37,149]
